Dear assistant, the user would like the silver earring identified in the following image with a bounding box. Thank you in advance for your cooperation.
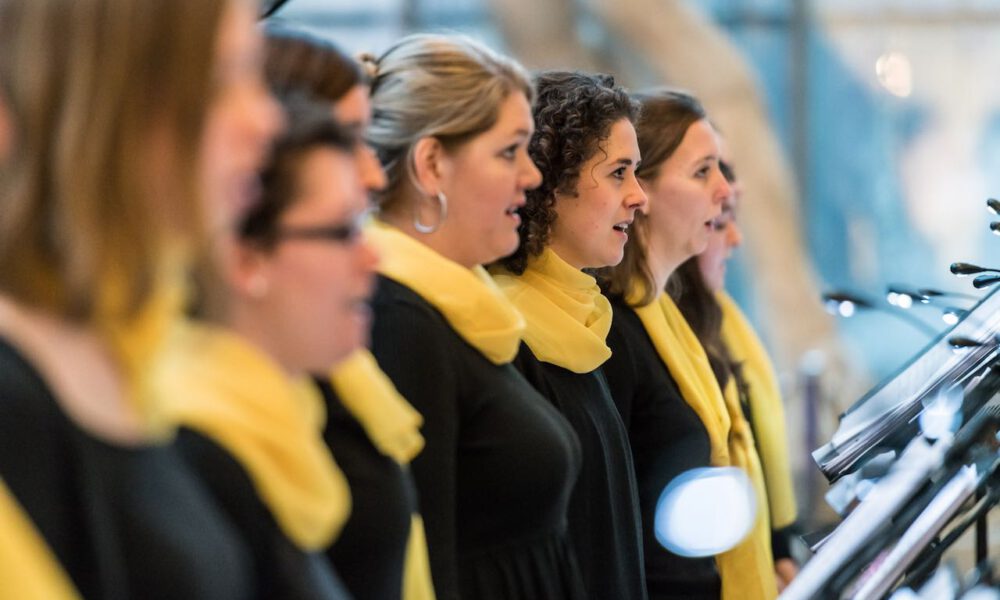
[414,191,448,234]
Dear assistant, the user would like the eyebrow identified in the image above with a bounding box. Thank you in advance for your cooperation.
[610,157,638,168]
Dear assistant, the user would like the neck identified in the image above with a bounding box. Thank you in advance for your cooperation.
[546,239,588,271]
[378,210,478,270]
[645,229,687,295]
[224,306,301,378]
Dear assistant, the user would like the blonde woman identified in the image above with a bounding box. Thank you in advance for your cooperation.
[0,0,279,597]
[366,34,586,600]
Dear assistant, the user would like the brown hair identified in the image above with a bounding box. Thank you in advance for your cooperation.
[366,33,534,215]
[264,22,366,103]
[0,0,230,321]
[599,88,707,306]
[496,71,639,274]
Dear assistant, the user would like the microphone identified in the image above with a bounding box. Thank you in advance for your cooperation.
[972,273,1000,289]
[989,197,1000,215]
[950,262,1000,277]
[991,221,1000,235]
[822,290,940,337]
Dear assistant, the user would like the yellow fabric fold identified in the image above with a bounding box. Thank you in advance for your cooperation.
[366,220,525,365]
[159,322,351,551]
[632,291,777,600]
[491,248,612,373]
[718,292,798,530]
[328,349,425,465]
[402,515,437,600]
[0,479,80,600]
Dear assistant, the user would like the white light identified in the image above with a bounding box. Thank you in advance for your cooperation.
[886,292,899,306]
[942,312,960,326]
[876,51,913,98]
[655,467,757,558]
[896,294,913,309]
[838,301,856,318]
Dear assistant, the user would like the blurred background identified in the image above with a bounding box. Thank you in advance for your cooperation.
[268,0,999,533]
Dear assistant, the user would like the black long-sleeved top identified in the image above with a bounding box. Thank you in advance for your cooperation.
[0,337,252,600]
[177,429,352,600]
[603,298,722,600]
[314,381,415,600]
[369,275,586,600]
[513,344,647,600]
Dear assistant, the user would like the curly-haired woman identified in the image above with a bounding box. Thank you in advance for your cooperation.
[490,70,648,600]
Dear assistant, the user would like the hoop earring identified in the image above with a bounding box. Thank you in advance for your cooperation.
[414,191,448,234]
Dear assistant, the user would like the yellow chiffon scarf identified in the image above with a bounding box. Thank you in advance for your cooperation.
[491,248,612,373]
[366,220,524,365]
[718,292,797,530]
[327,349,424,464]
[632,291,777,600]
[0,479,79,600]
[159,323,351,551]
[326,350,437,600]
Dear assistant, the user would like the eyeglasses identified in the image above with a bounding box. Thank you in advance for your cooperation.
[274,214,365,245]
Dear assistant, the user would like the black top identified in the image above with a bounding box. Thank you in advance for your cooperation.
[314,380,416,600]
[603,298,722,600]
[369,275,586,600]
[177,429,351,600]
[513,345,647,600]
[0,337,252,600]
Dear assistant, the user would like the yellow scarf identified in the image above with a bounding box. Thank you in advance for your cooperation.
[632,291,777,600]
[366,220,524,365]
[327,349,424,464]
[403,516,437,600]
[159,323,351,551]
[95,250,189,440]
[0,479,80,600]
[491,248,612,373]
[718,292,797,530]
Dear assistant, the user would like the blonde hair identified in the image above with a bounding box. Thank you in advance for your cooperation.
[366,33,533,213]
[0,0,230,322]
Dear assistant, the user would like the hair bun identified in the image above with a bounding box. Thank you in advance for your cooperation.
[357,52,379,80]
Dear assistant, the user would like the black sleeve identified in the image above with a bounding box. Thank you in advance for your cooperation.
[369,299,462,600]
[176,429,349,600]
[771,525,795,561]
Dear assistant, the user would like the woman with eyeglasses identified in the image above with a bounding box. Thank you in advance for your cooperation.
[671,156,799,593]
[489,71,648,600]
[0,0,280,597]
[599,89,777,600]
[365,34,586,600]
[159,97,374,599]
[263,26,435,600]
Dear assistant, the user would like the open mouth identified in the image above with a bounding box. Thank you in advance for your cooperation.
[613,222,631,233]
[505,206,520,217]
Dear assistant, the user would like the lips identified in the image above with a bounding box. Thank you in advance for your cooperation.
[613,221,630,233]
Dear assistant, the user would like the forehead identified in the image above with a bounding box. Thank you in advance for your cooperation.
[673,119,720,160]
[289,146,362,212]
[484,91,534,135]
[586,118,640,166]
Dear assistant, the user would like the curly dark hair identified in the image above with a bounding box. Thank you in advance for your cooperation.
[495,71,639,274]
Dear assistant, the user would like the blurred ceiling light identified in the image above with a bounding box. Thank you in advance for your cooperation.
[876,51,913,98]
